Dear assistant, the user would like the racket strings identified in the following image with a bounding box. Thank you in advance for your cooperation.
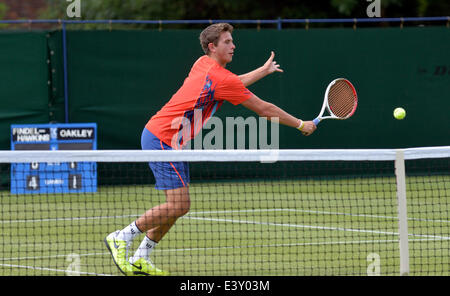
[328,80,356,118]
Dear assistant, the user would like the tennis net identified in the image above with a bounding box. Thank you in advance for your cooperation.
[0,147,448,276]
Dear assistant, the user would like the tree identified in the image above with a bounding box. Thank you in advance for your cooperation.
[0,2,8,19]
[39,0,450,28]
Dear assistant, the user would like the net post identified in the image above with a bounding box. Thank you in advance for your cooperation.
[395,149,410,276]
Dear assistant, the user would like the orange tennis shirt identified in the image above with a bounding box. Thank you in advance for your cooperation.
[145,55,253,149]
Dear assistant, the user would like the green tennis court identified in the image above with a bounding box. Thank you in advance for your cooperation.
[1,175,448,276]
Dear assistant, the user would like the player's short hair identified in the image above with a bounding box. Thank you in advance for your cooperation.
[199,23,234,55]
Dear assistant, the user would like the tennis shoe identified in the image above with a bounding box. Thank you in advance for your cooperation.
[104,231,133,276]
[130,257,169,276]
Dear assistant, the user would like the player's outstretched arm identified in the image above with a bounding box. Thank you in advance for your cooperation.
[238,51,283,87]
[241,94,316,136]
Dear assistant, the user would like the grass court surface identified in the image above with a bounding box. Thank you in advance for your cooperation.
[1,175,448,276]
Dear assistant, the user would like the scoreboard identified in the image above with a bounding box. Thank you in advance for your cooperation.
[11,123,97,194]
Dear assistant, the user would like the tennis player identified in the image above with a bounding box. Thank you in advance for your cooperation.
[105,23,316,276]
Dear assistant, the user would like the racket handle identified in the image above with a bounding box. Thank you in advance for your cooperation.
[313,118,321,126]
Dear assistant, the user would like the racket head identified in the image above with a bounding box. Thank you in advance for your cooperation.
[325,78,358,119]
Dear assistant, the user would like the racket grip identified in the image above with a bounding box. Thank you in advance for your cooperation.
[313,118,321,126]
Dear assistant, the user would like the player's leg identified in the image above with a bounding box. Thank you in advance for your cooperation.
[105,128,189,275]
[129,186,190,275]
[135,186,190,237]
[144,217,177,242]
[105,187,189,276]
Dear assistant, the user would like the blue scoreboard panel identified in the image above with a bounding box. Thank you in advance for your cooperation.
[11,123,97,194]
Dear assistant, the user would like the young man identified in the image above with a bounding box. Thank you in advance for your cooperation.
[104,23,316,276]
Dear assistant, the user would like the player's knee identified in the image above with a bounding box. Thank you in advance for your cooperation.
[168,199,190,218]
[166,188,190,217]
[177,199,190,217]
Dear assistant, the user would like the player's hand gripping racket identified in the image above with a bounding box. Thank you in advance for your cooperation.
[313,78,358,126]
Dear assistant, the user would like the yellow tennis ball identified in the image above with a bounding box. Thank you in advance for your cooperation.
[393,107,406,120]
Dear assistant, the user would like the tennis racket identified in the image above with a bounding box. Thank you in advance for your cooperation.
[313,78,358,126]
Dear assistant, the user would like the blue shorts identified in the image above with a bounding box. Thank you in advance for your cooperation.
[141,128,190,190]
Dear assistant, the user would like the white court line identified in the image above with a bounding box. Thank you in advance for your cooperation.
[1,209,449,241]
[0,214,140,224]
[184,216,450,240]
[2,209,448,275]
[0,252,107,262]
[189,208,450,224]
[0,262,113,276]
[2,210,448,241]
[0,237,444,263]
[2,208,448,224]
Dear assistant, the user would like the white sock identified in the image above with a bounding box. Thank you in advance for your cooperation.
[117,221,142,242]
[130,236,157,263]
